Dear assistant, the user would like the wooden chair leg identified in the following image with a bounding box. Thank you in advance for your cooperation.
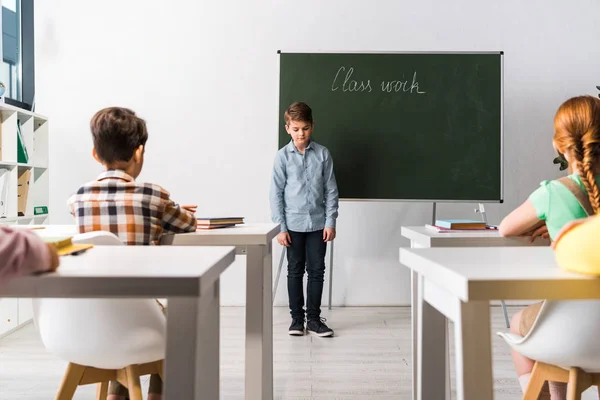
[523,362,547,400]
[55,363,86,400]
[95,381,109,400]
[125,365,143,400]
[568,367,592,400]
[156,360,164,381]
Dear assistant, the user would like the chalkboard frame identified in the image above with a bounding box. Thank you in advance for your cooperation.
[277,51,504,203]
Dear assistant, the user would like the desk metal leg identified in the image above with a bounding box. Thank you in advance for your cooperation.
[273,247,286,304]
[418,275,448,400]
[411,270,419,400]
[164,280,220,400]
[328,240,334,310]
[501,300,510,328]
[454,300,493,400]
[246,244,274,400]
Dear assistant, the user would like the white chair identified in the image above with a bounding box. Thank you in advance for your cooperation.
[498,300,600,400]
[33,231,166,400]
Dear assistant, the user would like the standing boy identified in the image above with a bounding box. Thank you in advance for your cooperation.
[270,102,339,337]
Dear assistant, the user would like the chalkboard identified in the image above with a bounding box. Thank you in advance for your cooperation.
[278,52,503,201]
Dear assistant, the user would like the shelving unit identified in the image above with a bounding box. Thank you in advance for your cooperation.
[0,103,49,226]
[0,102,49,337]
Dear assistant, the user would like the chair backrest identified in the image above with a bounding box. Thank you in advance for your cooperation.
[33,231,166,370]
[499,300,600,372]
[71,231,123,246]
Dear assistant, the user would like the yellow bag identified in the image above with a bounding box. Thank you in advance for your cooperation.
[555,216,600,276]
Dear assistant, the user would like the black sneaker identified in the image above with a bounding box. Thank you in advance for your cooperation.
[306,318,334,337]
[288,318,305,336]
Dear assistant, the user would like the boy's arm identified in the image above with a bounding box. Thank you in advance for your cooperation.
[270,153,288,232]
[162,199,197,233]
[67,194,77,217]
[323,150,339,229]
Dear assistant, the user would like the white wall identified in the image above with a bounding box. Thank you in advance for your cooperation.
[35,0,600,306]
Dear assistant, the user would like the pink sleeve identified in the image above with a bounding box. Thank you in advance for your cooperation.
[0,226,52,282]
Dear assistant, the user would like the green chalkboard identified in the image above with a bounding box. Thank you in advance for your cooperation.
[278,52,503,201]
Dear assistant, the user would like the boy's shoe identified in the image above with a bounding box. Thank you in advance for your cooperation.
[288,318,305,336]
[307,318,334,337]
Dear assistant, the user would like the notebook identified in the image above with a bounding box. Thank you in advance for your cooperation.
[426,224,498,234]
[434,219,487,230]
[41,236,94,256]
[197,217,244,225]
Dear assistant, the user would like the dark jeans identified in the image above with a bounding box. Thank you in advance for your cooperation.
[287,230,327,321]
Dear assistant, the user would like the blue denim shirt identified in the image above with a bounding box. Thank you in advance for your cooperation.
[270,140,339,232]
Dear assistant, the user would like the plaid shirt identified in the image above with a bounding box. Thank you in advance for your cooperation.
[67,170,197,245]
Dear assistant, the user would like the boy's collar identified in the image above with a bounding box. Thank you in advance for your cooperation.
[287,139,313,152]
[97,169,135,182]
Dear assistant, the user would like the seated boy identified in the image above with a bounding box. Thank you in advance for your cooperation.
[67,107,197,400]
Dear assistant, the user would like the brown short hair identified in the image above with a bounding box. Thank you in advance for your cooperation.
[284,102,313,125]
[90,107,148,164]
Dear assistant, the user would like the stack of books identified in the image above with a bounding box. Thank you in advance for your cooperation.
[197,217,244,230]
[426,219,497,233]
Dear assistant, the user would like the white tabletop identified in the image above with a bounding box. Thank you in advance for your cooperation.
[401,226,550,247]
[13,223,280,246]
[400,247,600,302]
[160,223,280,246]
[13,224,79,236]
[0,246,236,298]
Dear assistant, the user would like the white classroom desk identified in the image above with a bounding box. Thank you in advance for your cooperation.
[26,222,280,400]
[160,223,280,400]
[0,246,236,400]
[399,246,600,400]
[401,226,550,400]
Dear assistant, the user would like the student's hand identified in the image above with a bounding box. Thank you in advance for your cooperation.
[528,224,550,243]
[277,232,291,247]
[46,244,60,272]
[181,204,197,214]
[323,227,336,242]
[552,217,594,249]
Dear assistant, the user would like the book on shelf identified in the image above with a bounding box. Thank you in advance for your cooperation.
[0,168,8,217]
[425,224,498,234]
[17,120,29,164]
[434,219,487,230]
[17,169,31,216]
[41,236,94,256]
[196,217,244,230]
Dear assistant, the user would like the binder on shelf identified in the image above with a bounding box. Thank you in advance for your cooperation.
[17,169,31,216]
[34,206,48,215]
[0,168,8,218]
[0,121,3,161]
[17,120,29,164]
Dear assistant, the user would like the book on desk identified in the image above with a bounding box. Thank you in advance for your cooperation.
[41,236,94,256]
[427,219,498,234]
[196,217,244,230]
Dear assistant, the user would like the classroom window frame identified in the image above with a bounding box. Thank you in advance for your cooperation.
[2,0,34,109]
